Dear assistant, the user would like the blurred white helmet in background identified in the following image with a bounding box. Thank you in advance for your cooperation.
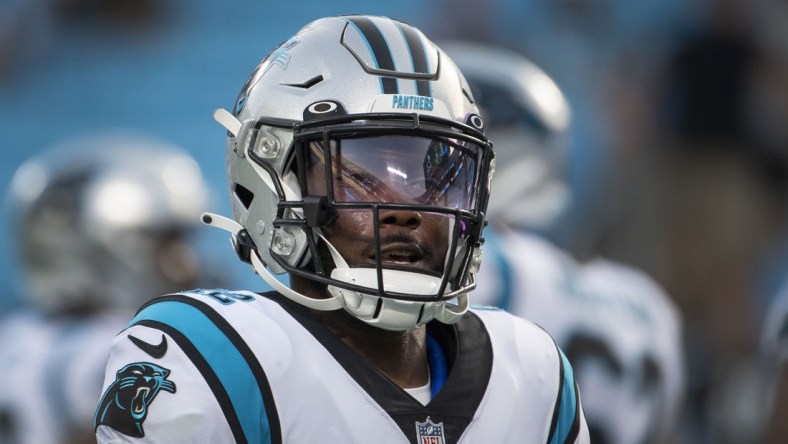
[9,131,209,314]
[440,41,572,231]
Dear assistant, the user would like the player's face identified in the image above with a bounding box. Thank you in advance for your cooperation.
[305,139,455,274]
[319,207,450,275]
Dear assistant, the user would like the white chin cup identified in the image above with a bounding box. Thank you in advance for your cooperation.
[327,267,464,331]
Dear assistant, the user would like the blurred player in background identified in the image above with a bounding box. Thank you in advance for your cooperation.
[441,41,686,444]
[0,131,210,444]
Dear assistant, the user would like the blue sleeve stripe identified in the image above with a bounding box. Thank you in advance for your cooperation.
[549,349,579,444]
[131,300,272,444]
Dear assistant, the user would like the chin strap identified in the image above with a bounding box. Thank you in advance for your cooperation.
[433,293,469,324]
[315,230,470,329]
[201,212,344,311]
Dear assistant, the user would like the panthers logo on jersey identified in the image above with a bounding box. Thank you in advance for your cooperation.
[94,362,176,437]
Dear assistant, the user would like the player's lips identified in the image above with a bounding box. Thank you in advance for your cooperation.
[372,242,427,265]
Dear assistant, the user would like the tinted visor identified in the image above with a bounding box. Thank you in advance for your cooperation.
[306,135,482,210]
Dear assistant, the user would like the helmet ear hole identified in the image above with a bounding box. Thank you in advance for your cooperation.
[233,183,255,209]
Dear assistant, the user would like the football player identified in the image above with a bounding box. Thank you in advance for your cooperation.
[94,15,589,443]
[0,131,209,444]
[441,41,686,444]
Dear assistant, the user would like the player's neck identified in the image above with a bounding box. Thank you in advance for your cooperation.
[311,308,430,389]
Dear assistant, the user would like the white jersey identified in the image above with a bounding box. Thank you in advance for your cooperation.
[474,228,684,444]
[0,309,131,444]
[95,289,589,443]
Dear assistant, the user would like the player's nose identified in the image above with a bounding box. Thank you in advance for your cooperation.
[379,209,422,229]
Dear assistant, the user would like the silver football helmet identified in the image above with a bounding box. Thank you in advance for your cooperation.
[440,41,572,231]
[205,15,493,331]
[9,131,209,314]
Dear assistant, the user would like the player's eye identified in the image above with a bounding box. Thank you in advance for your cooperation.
[349,172,376,187]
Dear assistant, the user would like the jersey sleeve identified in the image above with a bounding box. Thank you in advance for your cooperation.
[505,309,591,444]
[94,324,233,443]
[471,307,590,443]
[550,346,590,444]
[94,293,278,443]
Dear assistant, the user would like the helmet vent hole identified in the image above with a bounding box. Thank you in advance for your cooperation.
[233,183,255,210]
[462,87,474,104]
[285,75,324,89]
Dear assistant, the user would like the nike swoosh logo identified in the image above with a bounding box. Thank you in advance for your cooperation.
[129,334,168,359]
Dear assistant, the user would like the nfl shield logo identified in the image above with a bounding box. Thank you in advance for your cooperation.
[415,417,445,444]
